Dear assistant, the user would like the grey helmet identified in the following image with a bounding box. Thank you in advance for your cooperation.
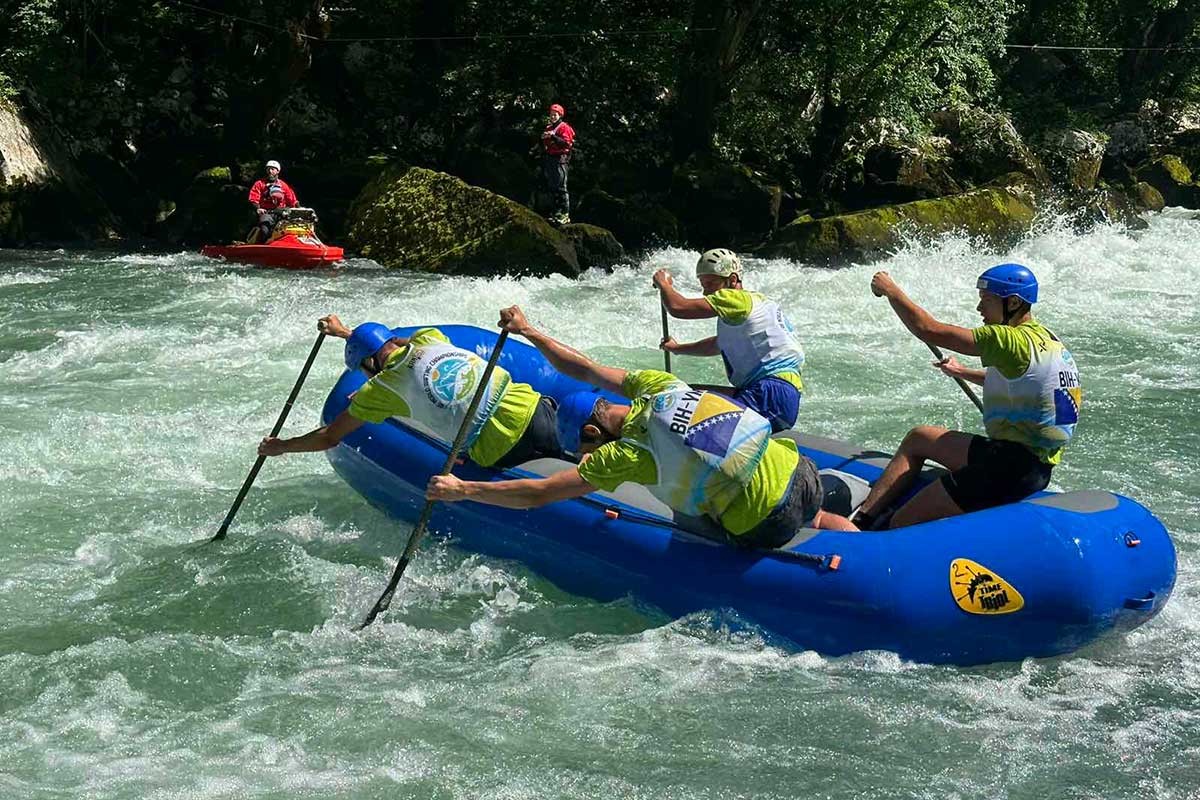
[695,248,741,279]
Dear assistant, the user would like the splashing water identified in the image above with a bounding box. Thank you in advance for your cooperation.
[0,214,1197,798]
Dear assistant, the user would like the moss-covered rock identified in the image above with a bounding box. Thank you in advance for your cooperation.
[561,223,626,271]
[760,182,1037,265]
[162,166,253,246]
[574,188,680,250]
[1035,129,1106,192]
[1134,181,1166,212]
[346,167,580,276]
[1136,155,1200,207]
[668,157,781,247]
[932,106,1050,187]
[1076,188,1148,230]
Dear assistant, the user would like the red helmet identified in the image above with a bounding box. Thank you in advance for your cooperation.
[549,104,565,116]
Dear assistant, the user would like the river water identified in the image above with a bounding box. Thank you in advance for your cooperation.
[0,214,1196,799]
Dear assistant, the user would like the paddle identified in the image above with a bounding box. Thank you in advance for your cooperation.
[357,329,510,629]
[210,332,327,542]
[659,292,672,373]
[926,342,984,414]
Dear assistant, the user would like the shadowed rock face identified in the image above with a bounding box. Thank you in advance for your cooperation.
[0,102,118,246]
[346,167,584,276]
[760,177,1038,265]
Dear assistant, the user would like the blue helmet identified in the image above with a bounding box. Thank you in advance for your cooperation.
[977,263,1038,305]
[344,322,393,371]
[556,391,602,455]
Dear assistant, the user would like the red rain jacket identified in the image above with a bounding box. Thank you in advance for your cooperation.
[248,179,298,210]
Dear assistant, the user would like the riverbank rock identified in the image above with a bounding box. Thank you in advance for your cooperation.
[346,167,581,276]
[562,223,626,271]
[163,166,252,245]
[574,188,680,250]
[668,158,781,247]
[0,100,118,245]
[1036,129,1106,192]
[932,106,1050,187]
[760,177,1038,265]
[1135,155,1200,208]
[830,119,961,209]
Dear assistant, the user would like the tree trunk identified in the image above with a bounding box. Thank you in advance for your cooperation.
[1117,0,1200,112]
[670,0,765,162]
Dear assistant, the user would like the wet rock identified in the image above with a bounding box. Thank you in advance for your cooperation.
[1035,129,1106,192]
[1076,188,1147,230]
[1135,155,1200,208]
[931,106,1050,187]
[561,223,626,271]
[760,179,1038,265]
[668,157,781,248]
[346,167,580,276]
[575,188,680,250]
[1134,181,1165,212]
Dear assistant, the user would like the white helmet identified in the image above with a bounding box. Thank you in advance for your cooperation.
[265,159,282,170]
[695,248,741,279]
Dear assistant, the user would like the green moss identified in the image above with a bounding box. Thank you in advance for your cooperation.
[762,185,1037,264]
[1158,155,1192,184]
[346,167,580,276]
[194,166,232,184]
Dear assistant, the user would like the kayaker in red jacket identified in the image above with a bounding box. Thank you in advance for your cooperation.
[529,104,575,226]
[247,160,299,242]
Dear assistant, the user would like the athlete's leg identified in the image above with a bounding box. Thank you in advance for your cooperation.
[853,426,973,526]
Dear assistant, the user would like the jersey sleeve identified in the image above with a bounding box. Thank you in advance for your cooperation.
[409,327,449,346]
[576,440,657,491]
[703,289,754,325]
[620,369,681,399]
[972,324,1032,379]
[348,376,409,423]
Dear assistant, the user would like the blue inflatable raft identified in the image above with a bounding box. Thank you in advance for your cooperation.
[322,325,1176,665]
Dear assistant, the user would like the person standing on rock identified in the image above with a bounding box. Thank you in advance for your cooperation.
[247,159,299,243]
[653,249,806,433]
[850,264,1082,530]
[258,315,563,469]
[529,104,575,226]
[424,305,858,546]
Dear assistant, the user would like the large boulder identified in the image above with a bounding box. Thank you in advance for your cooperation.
[1135,155,1200,208]
[668,157,782,248]
[1035,129,1106,193]
[162,166,253,246]
[830,118,961,209]
[561,223,626,271]
[931,106,1050,187]
[574,188,681,250]
[346,167,581,276]
[760,176,1038,265]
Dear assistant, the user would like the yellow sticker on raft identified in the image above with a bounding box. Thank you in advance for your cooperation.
[950,558,1025,615]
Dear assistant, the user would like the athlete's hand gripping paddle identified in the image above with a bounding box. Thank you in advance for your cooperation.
[926,342,984,414]
[210,332,326,542]
[357,329,510,629]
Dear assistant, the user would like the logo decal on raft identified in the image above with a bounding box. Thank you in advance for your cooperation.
[950,558,1025,615]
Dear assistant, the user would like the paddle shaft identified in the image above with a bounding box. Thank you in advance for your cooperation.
[358,329,511,628]
[926,342,984,413]
[660,295,672,373]
[211,332,326,542]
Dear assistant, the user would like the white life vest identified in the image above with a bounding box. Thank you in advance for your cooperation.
[370,341,510,447]
[716,294,805,388]
[982,326,1081,457]
[629,383,773,520]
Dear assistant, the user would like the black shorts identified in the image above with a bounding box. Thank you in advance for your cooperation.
[941,435,1052,513]
[492,396,564,469]
[734,455,824,549]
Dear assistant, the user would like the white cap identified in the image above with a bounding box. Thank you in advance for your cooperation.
[695,248,741,278]
[266,160,281,170]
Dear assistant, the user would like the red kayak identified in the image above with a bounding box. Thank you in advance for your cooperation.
[202,208,344,269]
